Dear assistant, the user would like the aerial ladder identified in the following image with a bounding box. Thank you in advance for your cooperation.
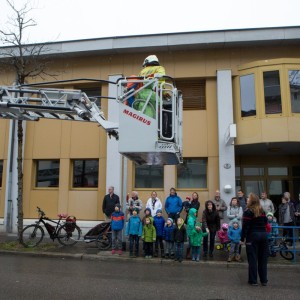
[0,75,183,165]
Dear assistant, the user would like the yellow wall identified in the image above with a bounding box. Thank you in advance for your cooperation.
[1,45,300,220]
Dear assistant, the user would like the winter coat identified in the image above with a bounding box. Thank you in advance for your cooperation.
[187,208,197,237]
[165,193,183,215]
[111,211,125,231]
[189,221,208,247]
[173,219,187,243]
[238,196,247,212]
[142,219,157,242]
[267,219,279,239]
[212,198,227,219]
[278,202,295,225]
[227,205,243,227]
[146,197,163,217]
[126,215,143,236]
[202,201,221,232]
[153,215,165,237]
[217,229,229,244]
[126,197,143,215]
[228,227,242,243]
[163,224,175,242]
[102,193,120,217]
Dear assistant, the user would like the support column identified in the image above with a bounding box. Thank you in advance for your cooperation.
[217,70,236,205]
[107,75,123,198]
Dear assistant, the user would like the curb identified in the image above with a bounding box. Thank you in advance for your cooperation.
[0,249,299,269]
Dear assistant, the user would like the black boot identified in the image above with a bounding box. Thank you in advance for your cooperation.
[161,249,165,258]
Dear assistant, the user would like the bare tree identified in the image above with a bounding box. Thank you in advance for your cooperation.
[0,0,54,237]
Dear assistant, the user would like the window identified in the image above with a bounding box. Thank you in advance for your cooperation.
[0,160,3,188]
[36,160,60,188]
[240,74,256,117]
[268,167,288,176]
[243,167,264,176]
[177,158,207,188]
[77,87,101,107]
[288,70,300,113]
[73,159,99,188]
[135,165,164,188]
[176,79,206,110]
[263,70,282,114]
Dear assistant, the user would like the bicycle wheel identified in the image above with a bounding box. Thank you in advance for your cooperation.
[20,225,44,248]
[280,250,294,260]
[96,232,112,250]
[57,225,81,246]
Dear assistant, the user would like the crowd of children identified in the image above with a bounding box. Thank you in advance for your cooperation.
[109,197,279,263]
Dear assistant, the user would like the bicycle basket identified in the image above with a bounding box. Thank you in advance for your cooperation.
[65,216,77,233]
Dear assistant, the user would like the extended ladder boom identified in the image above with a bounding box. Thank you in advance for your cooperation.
[0,86,119,139]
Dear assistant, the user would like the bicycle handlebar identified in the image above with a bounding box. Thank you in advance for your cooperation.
[36,206,45,217]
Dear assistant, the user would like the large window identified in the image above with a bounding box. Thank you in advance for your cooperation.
[73,160,99,188]
[36,160,60,188]
[240,74,256,117]
[288,70,300,113]
[176,79,206,110]
[263,70,282,114]
[0,160,3,188]
[177,158,207,189]
[135,165,164,188]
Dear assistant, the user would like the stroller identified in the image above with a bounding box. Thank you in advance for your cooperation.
[84,221,112,250]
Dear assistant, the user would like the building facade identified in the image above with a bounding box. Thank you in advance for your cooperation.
[1,27,300,232]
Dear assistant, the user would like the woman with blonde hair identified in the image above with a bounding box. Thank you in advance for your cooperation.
[241,193,268,286]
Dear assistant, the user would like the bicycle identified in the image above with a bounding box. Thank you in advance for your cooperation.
[20,207,81,248]
[268,237,294,260]
[84,221,112,250]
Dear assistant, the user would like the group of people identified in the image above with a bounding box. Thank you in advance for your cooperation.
[102,185,300,286]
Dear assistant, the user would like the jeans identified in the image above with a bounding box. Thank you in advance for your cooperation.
[111,230,122,250]
[229,242,240,256]
[191,246,201,261]
[175,242,184,261]
[129,234,139,255]
[165,241,174,255]
[203,230,216,254]
[144,242,154,256]
[245,232,268,284]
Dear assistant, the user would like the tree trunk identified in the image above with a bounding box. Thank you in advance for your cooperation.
[17,119,24,237]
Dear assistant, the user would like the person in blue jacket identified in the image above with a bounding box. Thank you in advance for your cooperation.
[153,209,165,257]
[164,188,183,223]
[126,208,143,258]
[163,218,175,259]
[111,203,125,255]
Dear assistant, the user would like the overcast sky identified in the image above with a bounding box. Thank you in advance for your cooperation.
[0,0,299,45]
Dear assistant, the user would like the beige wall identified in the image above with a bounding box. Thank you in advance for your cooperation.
[1,45,300,220]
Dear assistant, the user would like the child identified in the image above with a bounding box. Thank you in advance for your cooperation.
[217,223,230,250]
[163,218,175,259]
[153,209,165,257]
[142,208,152,225]
[267,212,279,256]
[173,217,187,262]
[182,196,191,224]
[186,207,198,259]
[190,221,208,262]
[126,207,143,258]
[142,217,156,258]
[111,203,125,255]
[227,218,242,262]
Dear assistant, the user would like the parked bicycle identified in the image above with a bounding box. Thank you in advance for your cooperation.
[84,221,112,250]
[268,237,294,260]
[20,207,81,248]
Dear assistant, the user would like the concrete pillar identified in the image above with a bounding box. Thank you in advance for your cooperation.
[217,70,236,205]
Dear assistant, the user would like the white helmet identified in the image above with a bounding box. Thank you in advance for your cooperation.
[142,55,159,67]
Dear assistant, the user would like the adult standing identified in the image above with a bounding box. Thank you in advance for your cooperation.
[237,190,247,212]
[190,192,200,212]
[126,191,143,218]
[212,190,227,224]
[241,193,269,286]
[102,186,120,220]
[145,191,162,217]
[278,195,295,246]
[202,200,220,258]
[164,187,183,223]
[227,197,243,228]
[260,192,275,215]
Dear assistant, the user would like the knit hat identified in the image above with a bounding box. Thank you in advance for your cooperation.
[167,218,173,223]
[115,203,121,209]
[266,212,274,218]
[132,207,139,213]
[144,207,151,214]
[232,218,239,225]
[156,209,162,214]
